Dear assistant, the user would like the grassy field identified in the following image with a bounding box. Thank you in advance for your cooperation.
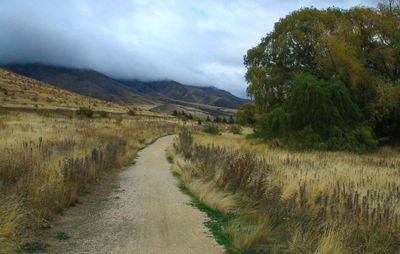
[0,67,186,251]
[171,129,400,253]
[0,110,182,251]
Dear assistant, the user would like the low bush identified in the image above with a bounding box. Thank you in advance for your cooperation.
[98,110,109,118]
[228,125,242,135]
[127,109,136,116]
[64,112,74,119]
[115,116,123,125]
[0,105,4,114]
[37,109,52,117]
[174,128,193,158]
[76,107,94,118]
[203,124,220,135]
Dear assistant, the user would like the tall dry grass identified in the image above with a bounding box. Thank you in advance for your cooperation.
[0,111,180,251]
[172,130,400,253]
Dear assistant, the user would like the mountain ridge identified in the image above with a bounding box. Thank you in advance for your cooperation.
[3,63,249,115]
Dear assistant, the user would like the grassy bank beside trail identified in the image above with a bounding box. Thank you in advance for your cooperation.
[171,129,400,254]
[0,111,181,252]
[170,169,235,254]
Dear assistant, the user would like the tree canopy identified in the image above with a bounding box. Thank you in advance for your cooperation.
[244,1,400,152]
[236,103,257,126]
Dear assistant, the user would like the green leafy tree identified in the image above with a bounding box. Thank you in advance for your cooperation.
[236,103,257,126]
[228,115,235,124]
[244,1,400,150]
[214,116,221,123]
[256,73,377,152]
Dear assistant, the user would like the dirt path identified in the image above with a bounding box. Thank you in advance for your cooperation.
[46,135,223,254]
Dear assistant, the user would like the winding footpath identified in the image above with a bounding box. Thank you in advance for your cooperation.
[46,135,223,254]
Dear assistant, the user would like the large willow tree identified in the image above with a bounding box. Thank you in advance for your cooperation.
[244,1,400,151]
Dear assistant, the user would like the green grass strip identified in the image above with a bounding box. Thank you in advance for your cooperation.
[172,172,236,254]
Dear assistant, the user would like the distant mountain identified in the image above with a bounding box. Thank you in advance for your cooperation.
[3,63,249,115]
[119,80,248,109]
[2,63,153,106]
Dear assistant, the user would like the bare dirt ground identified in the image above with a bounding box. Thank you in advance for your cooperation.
[45,135,223,254]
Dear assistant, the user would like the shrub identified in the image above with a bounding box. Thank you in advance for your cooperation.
[127,109,136,116]
[98,110,109,118]
[257,107,290,140]
[37,109,52,117]
[236,103,257,126]
[20,242,45,252]
[203,124,221,135]
[0,105,5,114]
[64,112,74,120]
[76,107,94,118]
[228,115,235,124]
[0,119,7,129]
[228,125,242,134]
[46,97,55,103]
[115,116,123,125]
[174,128,193,158]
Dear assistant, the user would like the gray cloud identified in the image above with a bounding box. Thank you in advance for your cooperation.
[0,0,377,98]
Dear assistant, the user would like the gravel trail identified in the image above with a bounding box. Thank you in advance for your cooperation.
[46,135,223,254]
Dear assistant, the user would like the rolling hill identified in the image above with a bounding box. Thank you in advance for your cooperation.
[0,67,128,113]
[3,63,249,116]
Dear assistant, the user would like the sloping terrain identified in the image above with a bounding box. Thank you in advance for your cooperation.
[0,68,128,113]
[3,63,249,115]
[2,64,155,107]
[119,79,249,109]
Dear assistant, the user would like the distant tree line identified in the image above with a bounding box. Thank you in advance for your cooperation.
[173,110,235,124]
[172,110,194,120]
[242,1,400,153]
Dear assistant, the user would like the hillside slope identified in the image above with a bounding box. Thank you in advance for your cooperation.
[119,80,248,109]
[0,68,128,113]
[2,64,155,107]
[3,64,249,115]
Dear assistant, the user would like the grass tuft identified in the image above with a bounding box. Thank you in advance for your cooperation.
[20,242,46,252]
[55,232,70,241]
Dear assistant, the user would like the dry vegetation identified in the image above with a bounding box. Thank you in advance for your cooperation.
[171,129,400,253]
[0,68,175,120]
[0,68,128,113]
[0,110,181,252]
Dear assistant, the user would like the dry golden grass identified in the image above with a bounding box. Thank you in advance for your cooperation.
[171,155,237,213]
[0,68,127,113]
[0,111,181,251]
[0,68,176,120]
[172,129,400,253]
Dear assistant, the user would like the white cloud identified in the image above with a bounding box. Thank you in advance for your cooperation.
[0,0,376,97]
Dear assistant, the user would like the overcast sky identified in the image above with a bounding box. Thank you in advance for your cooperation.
[0,0,377,98]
